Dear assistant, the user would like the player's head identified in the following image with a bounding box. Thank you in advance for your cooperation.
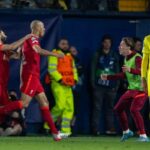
[101,34,112,54]
[58,38,69,51]
[30,20,45,37]
[0,29,7,43]
[133,37,142,52]
[119,37,134,56]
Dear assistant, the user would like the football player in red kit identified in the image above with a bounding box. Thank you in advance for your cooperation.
[0,30,31,123]
[0,20,63,141]
[101,37,149,142]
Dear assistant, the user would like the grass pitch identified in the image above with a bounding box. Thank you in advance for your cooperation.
[0,136,150,150]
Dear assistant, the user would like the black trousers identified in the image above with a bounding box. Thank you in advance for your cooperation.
[92,86,116,132]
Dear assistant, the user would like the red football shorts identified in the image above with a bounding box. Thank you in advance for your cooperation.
[0,84,10,106]
[20,74,44,97]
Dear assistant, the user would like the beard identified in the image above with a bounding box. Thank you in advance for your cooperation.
[1,35,7,43]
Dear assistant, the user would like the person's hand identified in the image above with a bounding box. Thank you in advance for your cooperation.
[101,74,108,80]
[122,65,131,73]
[141,77,148,93]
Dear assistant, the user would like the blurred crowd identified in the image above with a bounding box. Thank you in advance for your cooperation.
[0,0,146,11]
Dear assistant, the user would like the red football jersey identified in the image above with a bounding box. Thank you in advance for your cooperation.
[0,44,10,86]
[21,35,40,78]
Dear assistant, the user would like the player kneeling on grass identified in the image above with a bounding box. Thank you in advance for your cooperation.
[101,37,149,142]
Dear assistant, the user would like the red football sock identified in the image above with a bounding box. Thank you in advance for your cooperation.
[0,101,23,115]
[40,106,58,134]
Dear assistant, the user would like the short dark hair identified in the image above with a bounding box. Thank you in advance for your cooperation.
[59,37,68,42]
[122,37,134,50]
[101,34,113,43]
[133,37,142,43]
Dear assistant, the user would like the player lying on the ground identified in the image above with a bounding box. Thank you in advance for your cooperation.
[0,20,64,141]
[101,37,149,142]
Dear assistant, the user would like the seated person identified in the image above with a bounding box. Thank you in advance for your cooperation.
[0,111,24,136]
[0,90,24,136]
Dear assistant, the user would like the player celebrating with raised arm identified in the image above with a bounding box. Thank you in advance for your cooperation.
[101,37,149,142]
[0,30,31,122]
[0,20,63,141]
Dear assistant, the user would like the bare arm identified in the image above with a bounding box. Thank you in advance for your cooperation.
[9,51,21,59]
[1,34,31,51]
[101,72,126,81]
[32,45,64,58]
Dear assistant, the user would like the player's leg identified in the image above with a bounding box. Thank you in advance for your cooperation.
[114,90,133,141]
[35,92,58,134]
[0,73,36,115]
[35,92,61,141]
[130,92,149,142]
[114,91,132,132]
[61,86,74,138]
[0,74,35,115]
[0,100,23,115]
[21,93,33,108]
[0,92,32,115]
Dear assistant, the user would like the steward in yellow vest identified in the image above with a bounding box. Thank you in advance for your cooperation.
[47,39,78,137]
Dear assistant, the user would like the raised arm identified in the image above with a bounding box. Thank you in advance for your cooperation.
[32,45,64,58]
[9,47,22,59]
[1,34,31,51]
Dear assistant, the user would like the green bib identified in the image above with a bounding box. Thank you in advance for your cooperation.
[124,53,143,91]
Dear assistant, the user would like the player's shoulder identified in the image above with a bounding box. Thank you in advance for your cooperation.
[30,35,39,41]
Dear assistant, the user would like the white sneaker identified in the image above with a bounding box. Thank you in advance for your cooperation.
[59,132,71,139]
[52,133,62,141]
